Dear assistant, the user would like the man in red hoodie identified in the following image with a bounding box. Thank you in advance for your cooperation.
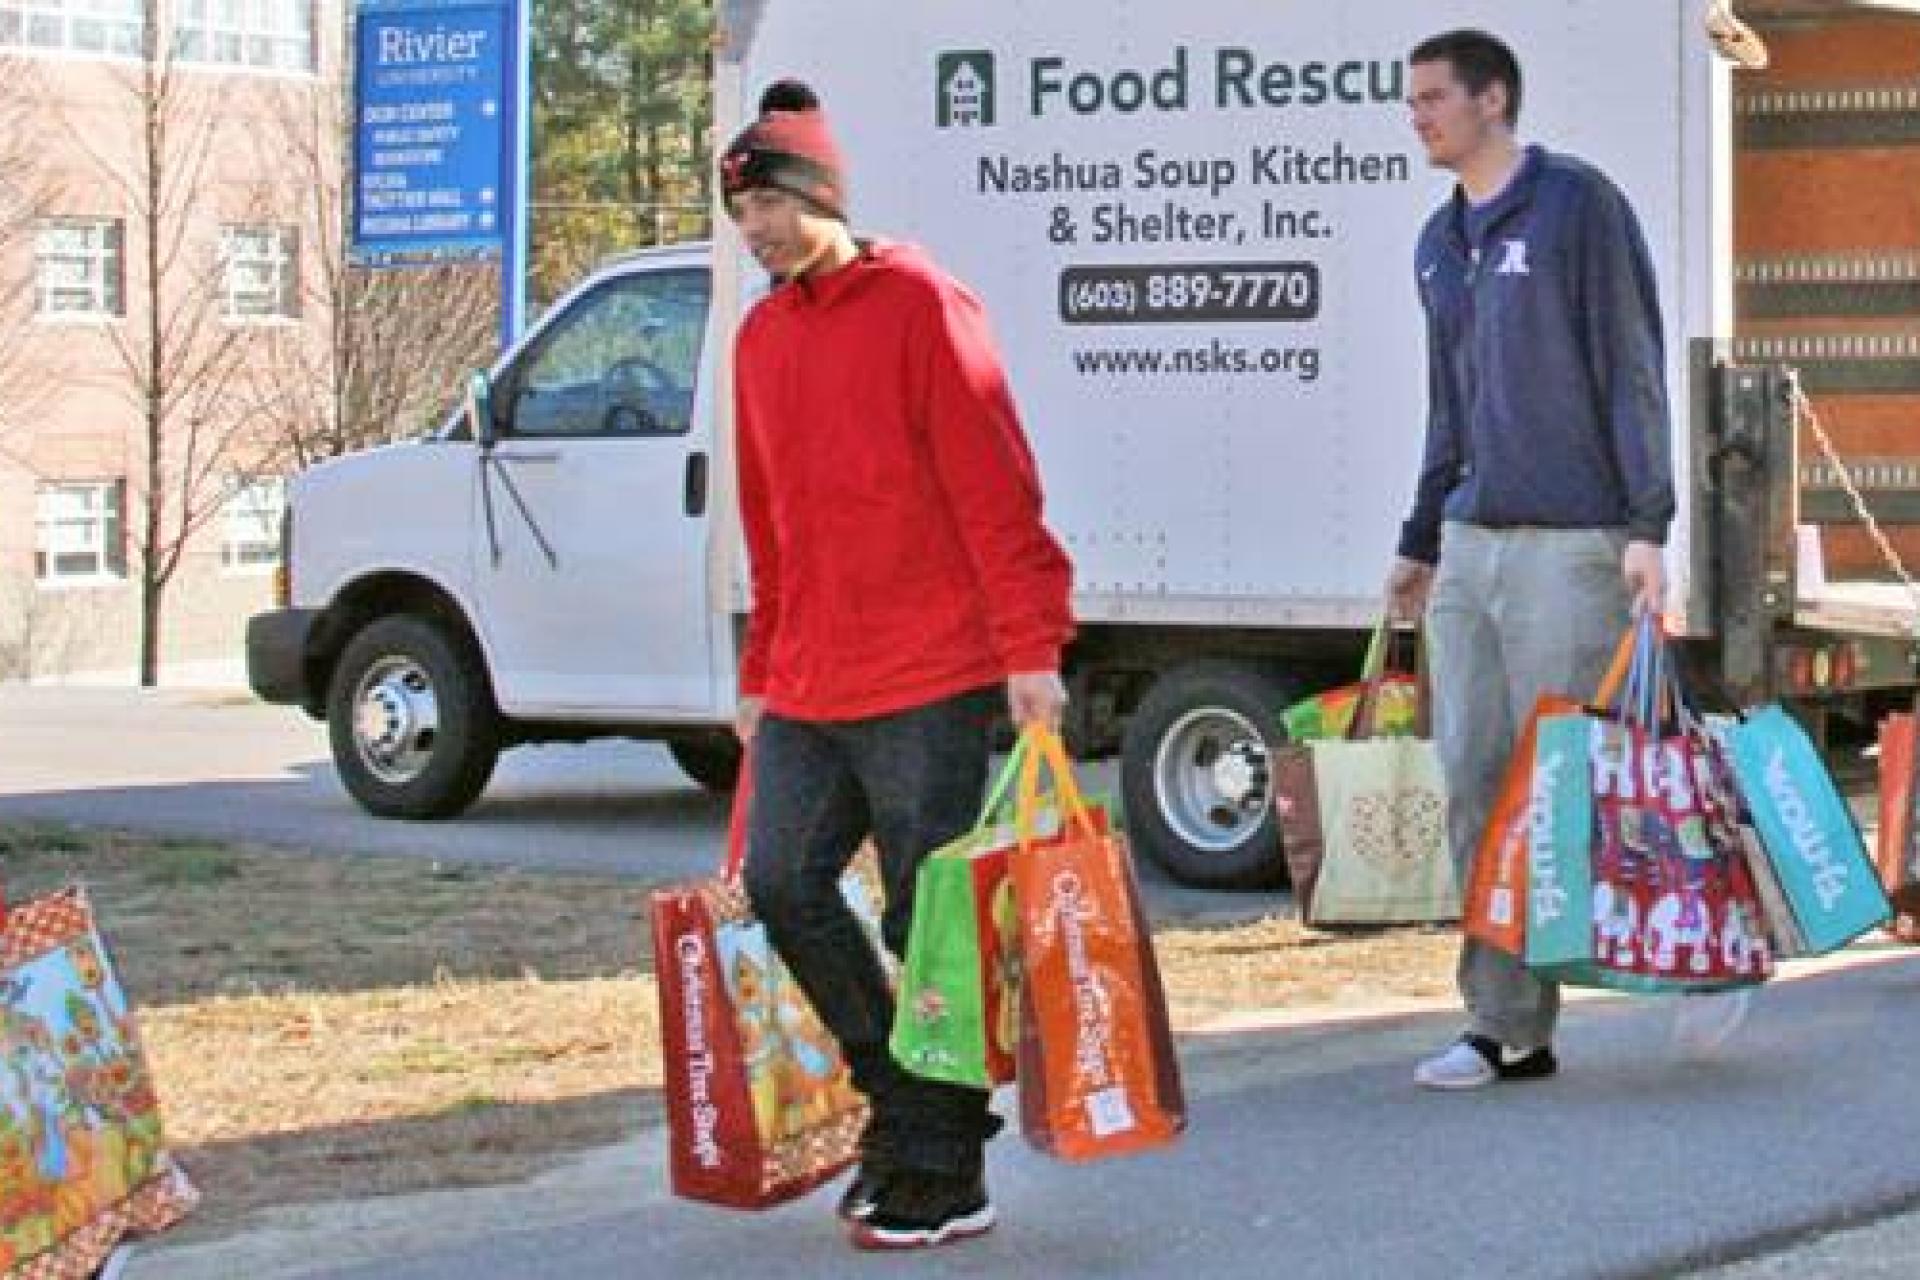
[721,80,1075,1250]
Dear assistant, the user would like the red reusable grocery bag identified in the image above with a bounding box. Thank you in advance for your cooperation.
[651,762,873,1209]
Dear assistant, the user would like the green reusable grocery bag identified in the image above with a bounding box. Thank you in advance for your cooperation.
[890,743,1027,1088]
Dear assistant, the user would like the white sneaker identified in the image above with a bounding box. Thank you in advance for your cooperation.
[1670,989,1754,1060]
[1414,1038,1497,1090]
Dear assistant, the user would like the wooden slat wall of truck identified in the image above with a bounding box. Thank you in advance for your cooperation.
[1735,10,1920,579]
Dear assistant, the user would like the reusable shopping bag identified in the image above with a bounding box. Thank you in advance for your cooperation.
[1011,728,1184,1162]
[1721,702,1889,955]
[1461,693,1580,957]
[1280,622,1423,743]
[651,762,877,1209]
[890,741,1029,1089]
[1873,710,1920,940]
[1525,618,1775,993]
[1,887,198,1278]
[1271,656,1456,923]
[1462,622,1644,957]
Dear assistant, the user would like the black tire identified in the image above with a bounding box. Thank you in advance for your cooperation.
[668,732,743,794]
[1120,660,1294,890]
[326,614,500,819]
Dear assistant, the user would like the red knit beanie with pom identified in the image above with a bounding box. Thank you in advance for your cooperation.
[720,79,848,221]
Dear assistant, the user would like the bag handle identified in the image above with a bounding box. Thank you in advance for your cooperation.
[974,732,1036,829]
[1014,725,1101,847]
[1358,619,1390,681]
[1592,624,1640,710]
[1349,622,1428,740]
[721,745,754,882]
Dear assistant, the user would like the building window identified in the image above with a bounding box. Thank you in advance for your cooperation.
[0,0,144,57]
[221,477,284,570]
[220,224,298,321]
[174,0,312,71]
[34,481,127,584]
[34,218,125,319]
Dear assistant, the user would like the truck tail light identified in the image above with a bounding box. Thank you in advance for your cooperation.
[273,506,292,607]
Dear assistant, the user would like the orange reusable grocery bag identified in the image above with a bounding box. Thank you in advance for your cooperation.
[1010,727,1184,1162]
[1461,695,1576,956]
[1875,711,1920,941]
[1462,627,1638,956]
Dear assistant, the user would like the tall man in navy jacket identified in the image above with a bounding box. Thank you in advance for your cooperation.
[1386,29,1674,1090]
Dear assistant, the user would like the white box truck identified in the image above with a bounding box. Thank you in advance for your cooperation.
[249,0,1920,887]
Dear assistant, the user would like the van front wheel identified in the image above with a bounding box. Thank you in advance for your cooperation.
[327,615,500,819]
[1120,661,1293,890]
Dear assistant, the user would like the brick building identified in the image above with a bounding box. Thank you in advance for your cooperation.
[0,0,343,683]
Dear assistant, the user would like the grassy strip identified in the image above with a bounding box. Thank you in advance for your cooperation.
[2,822,1456,1242]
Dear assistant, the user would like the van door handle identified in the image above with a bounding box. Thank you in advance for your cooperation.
[684,451,708,517]
[493,450,560,464]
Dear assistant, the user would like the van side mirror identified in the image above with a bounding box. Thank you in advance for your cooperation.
[465,370,497,449]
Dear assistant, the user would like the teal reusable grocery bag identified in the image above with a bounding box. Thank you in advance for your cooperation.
[1723,703,1890,954]
[1522,712,1596,969]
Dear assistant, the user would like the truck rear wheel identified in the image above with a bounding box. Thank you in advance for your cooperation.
[1121,661,1293,890]
[668,732,742,794]
[327,614,500,819]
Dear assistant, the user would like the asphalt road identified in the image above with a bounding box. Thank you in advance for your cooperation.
[0,684,1278,925]
[123,951,1920,1280]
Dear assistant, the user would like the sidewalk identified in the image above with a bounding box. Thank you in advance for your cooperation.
[128,948,1920,1280]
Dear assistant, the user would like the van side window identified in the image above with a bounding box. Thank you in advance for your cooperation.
[507,269,709,438]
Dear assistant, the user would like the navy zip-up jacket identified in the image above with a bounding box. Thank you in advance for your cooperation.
[1396,145,1675,565]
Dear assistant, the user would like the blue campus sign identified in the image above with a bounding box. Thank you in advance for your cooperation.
[352,0,515,264]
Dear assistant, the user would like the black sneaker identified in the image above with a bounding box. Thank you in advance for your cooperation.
[848,1167,995,1250]
[835,1161,889,1224]
[1492,1039,1558,1081]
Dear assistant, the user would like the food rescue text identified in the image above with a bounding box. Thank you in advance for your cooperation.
[969,45,1411,254]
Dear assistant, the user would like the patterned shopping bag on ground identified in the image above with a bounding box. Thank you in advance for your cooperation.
[652,762,875,1209]
[1,888,198,1278]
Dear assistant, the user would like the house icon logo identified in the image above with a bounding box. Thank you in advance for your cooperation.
[936,51,995,127]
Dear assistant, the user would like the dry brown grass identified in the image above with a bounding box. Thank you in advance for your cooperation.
[0,822,1456,1242]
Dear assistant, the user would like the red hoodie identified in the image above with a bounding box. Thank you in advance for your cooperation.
[734,241,1074,721]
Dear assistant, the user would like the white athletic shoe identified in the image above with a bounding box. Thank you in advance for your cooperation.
[1415,1038,1498,1090]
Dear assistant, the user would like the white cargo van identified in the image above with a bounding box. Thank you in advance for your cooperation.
[249,0,1920,887]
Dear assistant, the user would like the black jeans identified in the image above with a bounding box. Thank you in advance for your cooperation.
[742,684,1002,1176]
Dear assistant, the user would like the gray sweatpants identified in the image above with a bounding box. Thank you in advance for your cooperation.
[1427,522,1631,1049]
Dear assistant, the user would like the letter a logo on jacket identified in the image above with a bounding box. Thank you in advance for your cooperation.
[1495,238,1531,276]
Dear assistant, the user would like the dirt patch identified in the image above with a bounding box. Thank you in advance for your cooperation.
[1,822,1456,1243]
